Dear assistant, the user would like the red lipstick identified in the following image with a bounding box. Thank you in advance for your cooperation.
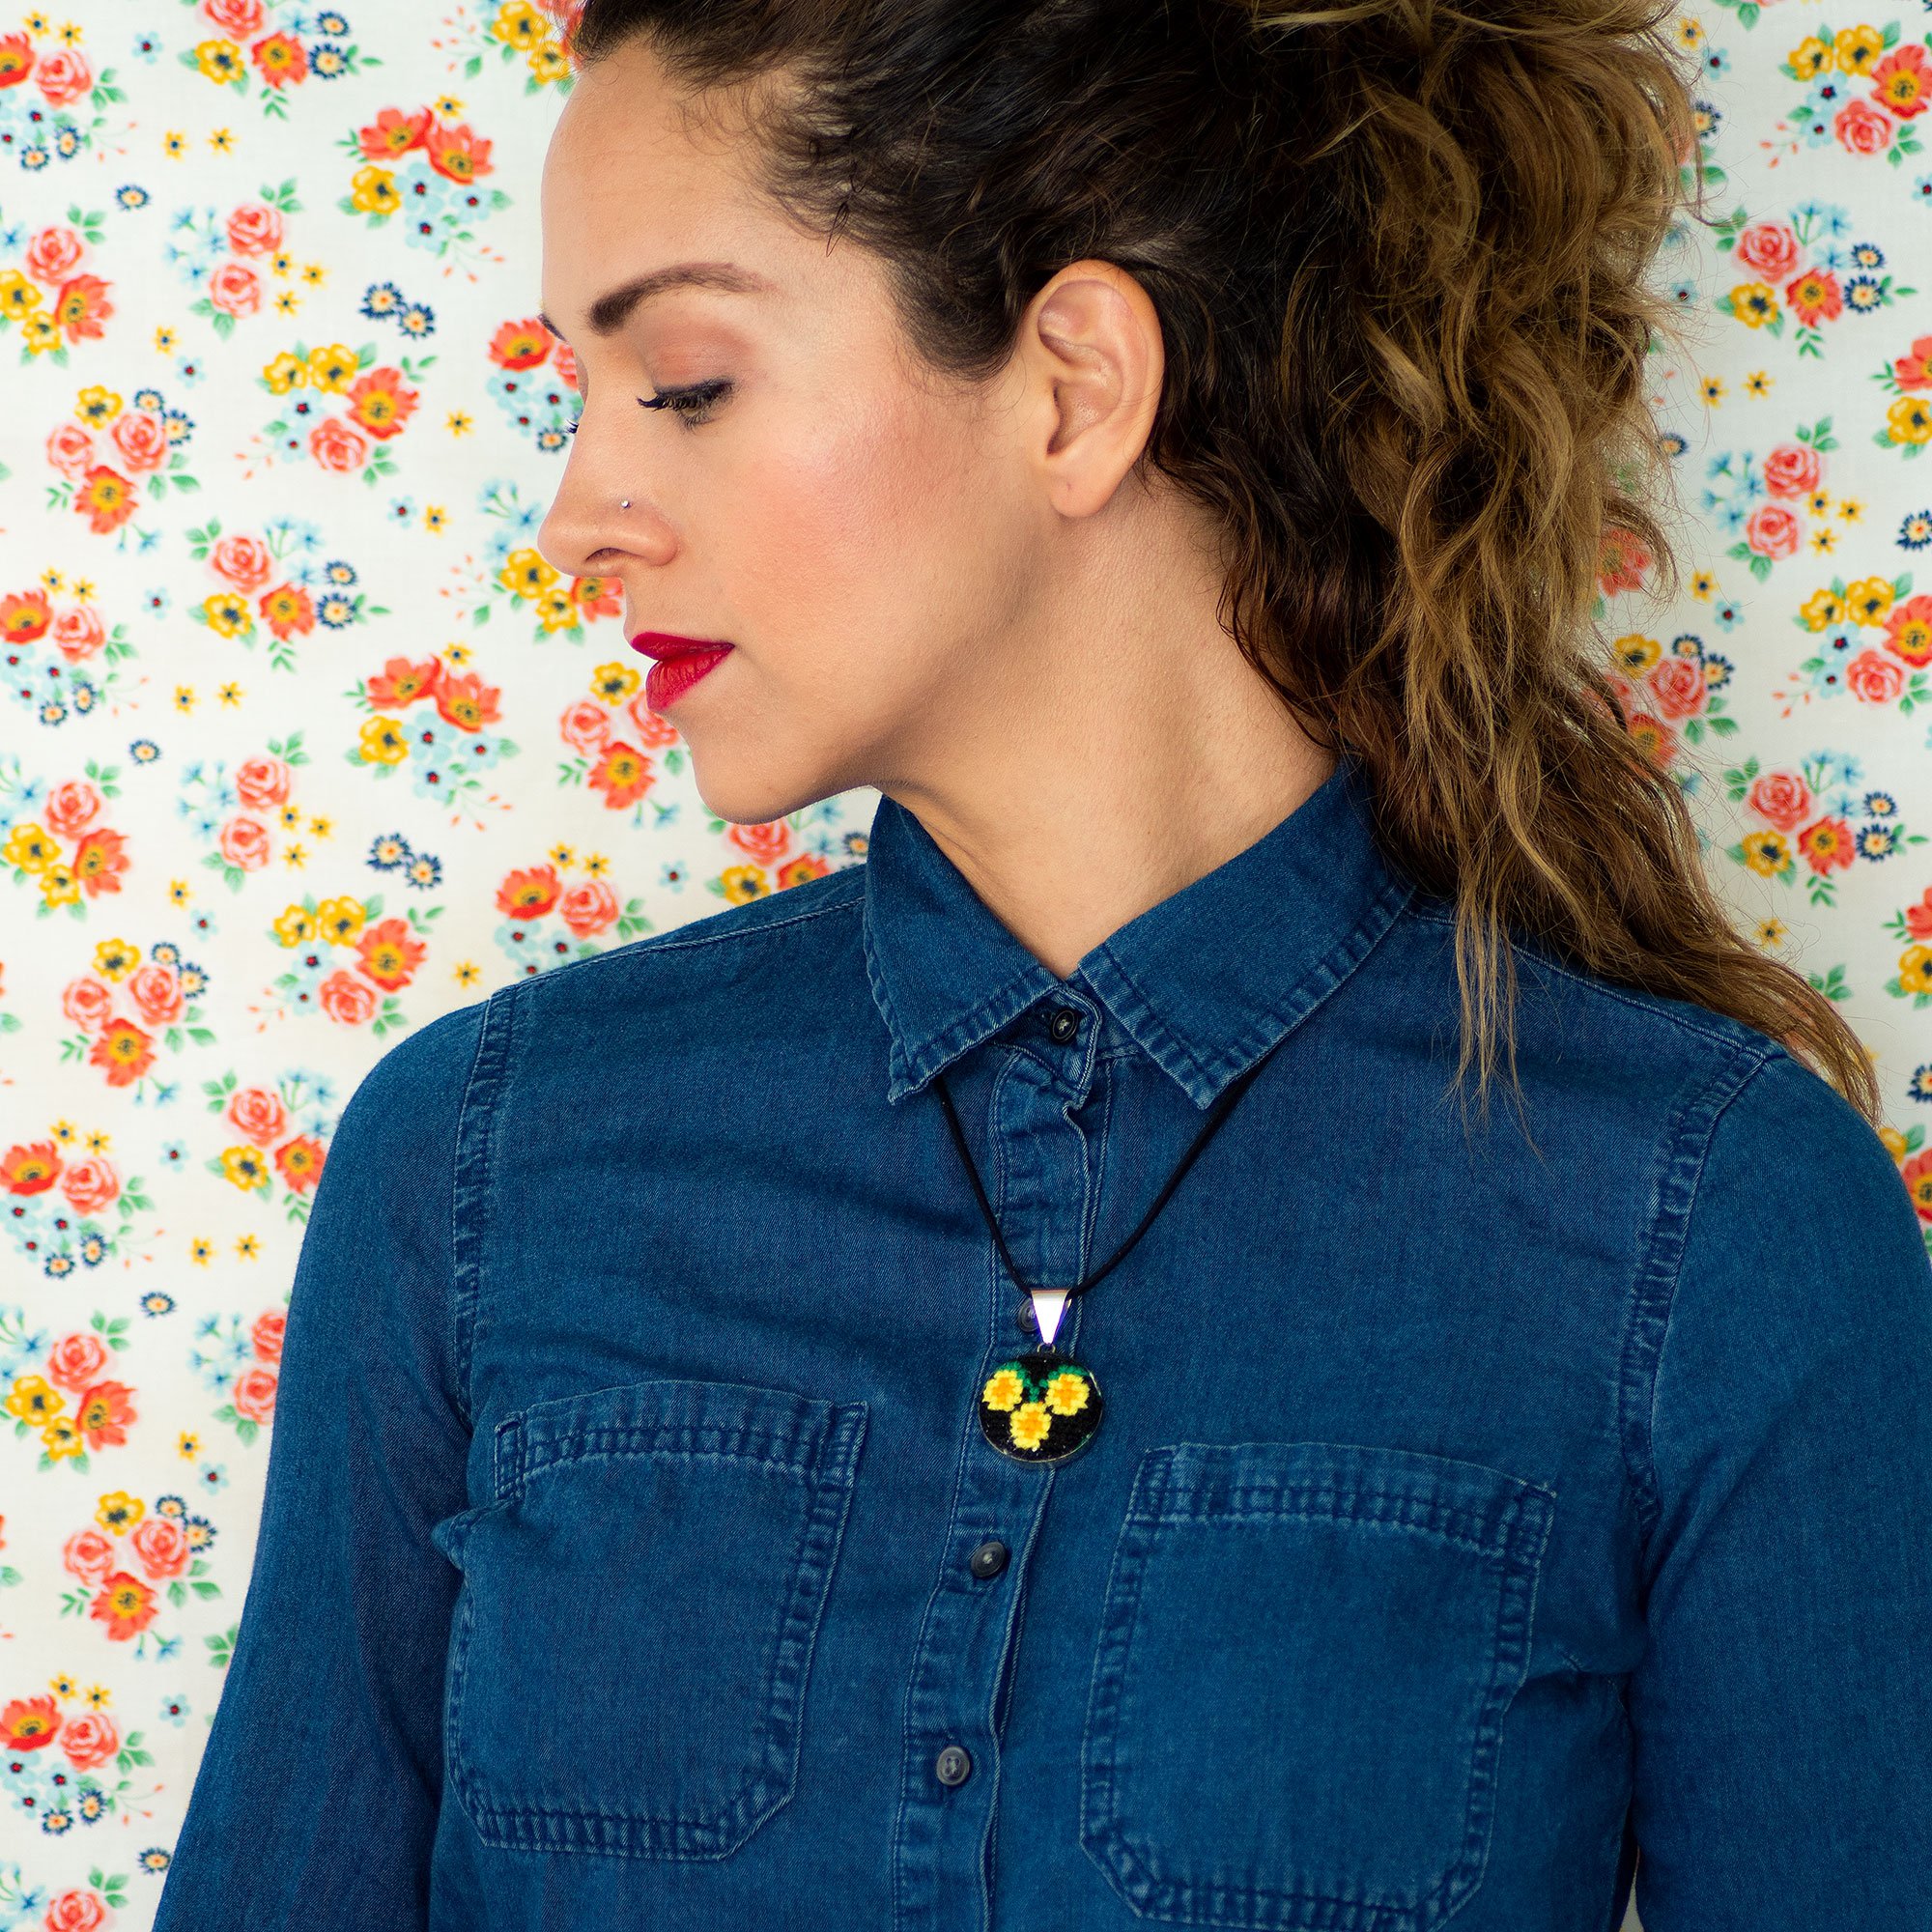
[629,632,734,713]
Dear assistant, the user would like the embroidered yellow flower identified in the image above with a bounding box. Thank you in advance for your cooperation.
[981,1367,1025,1413]
[1009,1402,1052,1452]
[1043,1370,1090,1416]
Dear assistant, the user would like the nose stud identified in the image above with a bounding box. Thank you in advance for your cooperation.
[619,497,631,509]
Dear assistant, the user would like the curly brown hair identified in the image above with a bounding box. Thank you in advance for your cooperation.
[568,0,1881,1128]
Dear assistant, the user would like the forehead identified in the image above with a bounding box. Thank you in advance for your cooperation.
[541,43,777,302]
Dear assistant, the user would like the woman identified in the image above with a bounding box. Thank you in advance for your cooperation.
[153,2,1932,1928]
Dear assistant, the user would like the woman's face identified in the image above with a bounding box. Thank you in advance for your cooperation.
[537,37,1064,828]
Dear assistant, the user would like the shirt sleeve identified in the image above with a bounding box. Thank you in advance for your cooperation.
[1627,1046,1932,1929]
[151,997,490,1929]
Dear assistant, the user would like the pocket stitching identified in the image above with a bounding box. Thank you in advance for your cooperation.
[447,1377,868,1860]
[1081,1441,1555,1932]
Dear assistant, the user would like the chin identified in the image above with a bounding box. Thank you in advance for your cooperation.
[687,746,843,830]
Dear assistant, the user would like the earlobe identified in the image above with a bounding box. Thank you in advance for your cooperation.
[1027,261,1163,517]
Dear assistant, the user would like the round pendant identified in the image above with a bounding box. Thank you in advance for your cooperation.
[978,1348,1103,1464]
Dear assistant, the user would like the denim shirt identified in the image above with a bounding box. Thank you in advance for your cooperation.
[151,753,1932,1932]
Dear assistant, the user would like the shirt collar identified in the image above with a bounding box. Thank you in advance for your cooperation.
[860,752,1417,1110]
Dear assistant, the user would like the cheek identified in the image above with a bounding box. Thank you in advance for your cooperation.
[721,384,1009,678]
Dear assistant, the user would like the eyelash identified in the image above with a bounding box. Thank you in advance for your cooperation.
[563,379,730,439]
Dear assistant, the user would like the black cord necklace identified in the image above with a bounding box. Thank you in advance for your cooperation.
[931,1024,1289,1465]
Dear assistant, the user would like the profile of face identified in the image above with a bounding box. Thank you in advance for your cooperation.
[536,35,1174,828]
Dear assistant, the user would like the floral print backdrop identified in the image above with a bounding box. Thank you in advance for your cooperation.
[0,3,1926,1923]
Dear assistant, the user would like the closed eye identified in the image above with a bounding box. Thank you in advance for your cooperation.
[564,379,732,438]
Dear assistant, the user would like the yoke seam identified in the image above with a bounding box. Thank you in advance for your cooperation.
[1616,1044,1780,1576]
[449,984,518,1432]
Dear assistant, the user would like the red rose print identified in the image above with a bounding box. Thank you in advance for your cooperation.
[252,1308,286,1360]
[225,201,284,257]
[51,606,105,661]
[1834,96,1893,155]
[309,416,369,472]
[235,753,292,805]
[625,691,680,747]
[58,1711,122,1775]
[60,1155,121,1213]
[60,977,116,1032]
[231,1363,281,1423]
[212,535,278,593]
[130,1520,188,1583]
[34,47,90,106]
[554,341,580,390]
[46,1332,109,1390]
[1731,220,1801,281]
[62,1528,116,1585]
[202,0,267,35]
[1846,648,1904,704]
[218,814,271,869]
[228,1085,290,1145]
[319,967,378,1025]
[1761,442,1823,499]
[45,421,94,478]
[25,223,83,283]
[728,820,793,866]
[559,878,620,937]
[110,409,169,475]
[1744,503,1802,559]
[128,963,185,1026]
[206,260,262,318]
[560,697,612,755]
[45,778,103,838]
[1747,770,1812,830]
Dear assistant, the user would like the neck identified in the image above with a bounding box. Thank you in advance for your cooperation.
[877,530,1337,979]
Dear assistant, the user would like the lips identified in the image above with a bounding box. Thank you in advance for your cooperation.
[629,632,734,713]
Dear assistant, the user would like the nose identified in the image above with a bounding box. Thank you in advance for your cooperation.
[536,397,668,582]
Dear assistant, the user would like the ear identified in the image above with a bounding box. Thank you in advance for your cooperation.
[1015,258,1165,520]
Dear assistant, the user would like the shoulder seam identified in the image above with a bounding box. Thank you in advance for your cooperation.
[1616,1041,1781,1574]
[448,986,517,1433]
[1401,899,1764,1059]
[511,869,866,1001]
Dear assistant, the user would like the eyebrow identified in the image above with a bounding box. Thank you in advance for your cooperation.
[539,261,777,340]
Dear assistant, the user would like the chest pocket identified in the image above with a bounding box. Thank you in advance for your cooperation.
[1080,1439,1554,1931]
[431,1376,868,1859]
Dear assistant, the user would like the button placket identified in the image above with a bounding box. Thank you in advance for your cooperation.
[892,1047,1099,1932]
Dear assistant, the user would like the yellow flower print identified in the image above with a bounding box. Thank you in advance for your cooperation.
[194,37,244,83]
[41,863,81,907]
[201,591,252,639]
[219,1145,270,1190]
[0,270,42,318]
[272,903,318,947]
[593,662,642,702]
[306,342,360,392]
[1009,1402,1053,1452]
[498,548,558,600]
[316,895,366,944]
[92,938,139,980]
[3,822,57,872]
[1043,1370,1090,1417]
[490,0,549,49]
[1742,831,1790,877]
[75,384,122,425]
[981,1367,1025,1412]
[96,1491,145,1535]
[261,351,307,394]
[1612,633,1662,675]
[1787,34,1833,79]
[349,165,401,216]
[1845,577,1894,625]
[1887,397,1932,447]
[1898,947,1932,1000]
[6,1376,65,1425]
[528,43,570,84]
[43,1414,84,1462]
[1726,283,1777,329]
[1833,24,1884,75]
[20,311,61,355]
[358,717,410,765]
[1799,586,1845,632]
[535,586,579,632]
[721,864,771,904]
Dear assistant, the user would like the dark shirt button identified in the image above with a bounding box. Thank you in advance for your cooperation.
[1016,1297,1037,1333]
[935,1744,973,1787]
[969,1538,1009,1580]
[1047,1005,1080,1043]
